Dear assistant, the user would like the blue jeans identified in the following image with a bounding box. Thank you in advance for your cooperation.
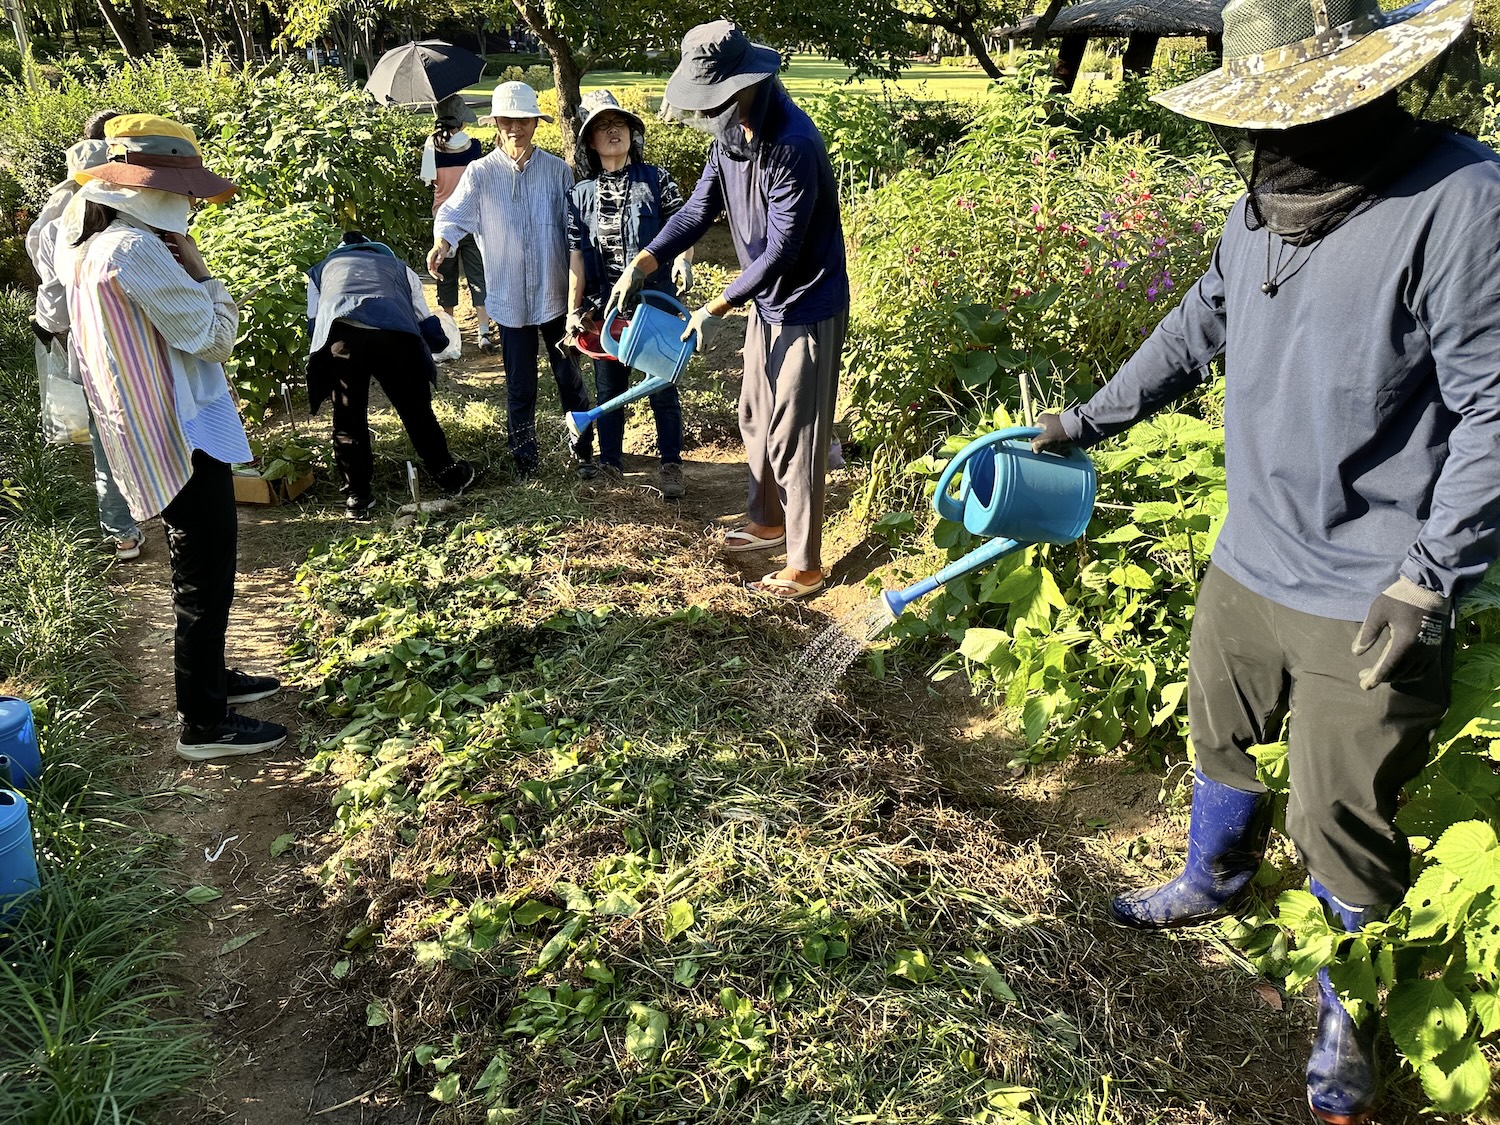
[87,408,140,541]
[592,357,683,469]
[499,315,594,473]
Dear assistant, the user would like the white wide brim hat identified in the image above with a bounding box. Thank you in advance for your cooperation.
[481,80,553,123]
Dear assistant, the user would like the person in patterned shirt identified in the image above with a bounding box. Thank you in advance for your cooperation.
[565,91,695,498]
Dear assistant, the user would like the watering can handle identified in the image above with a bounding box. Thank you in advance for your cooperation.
[637,289,689,319]
[599,305,625,360]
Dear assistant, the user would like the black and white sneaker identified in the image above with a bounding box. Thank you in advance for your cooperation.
[436,459,477,497]
[177,711,288,762]
[225,668,280,704]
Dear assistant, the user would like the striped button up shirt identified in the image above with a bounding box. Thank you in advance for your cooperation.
[434,146,573,329]
[63,218,251,521]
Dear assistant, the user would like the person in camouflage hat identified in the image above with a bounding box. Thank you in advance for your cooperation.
[1029,0,1499,1119]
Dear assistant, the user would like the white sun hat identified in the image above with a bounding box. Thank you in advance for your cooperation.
[482,81,553,123]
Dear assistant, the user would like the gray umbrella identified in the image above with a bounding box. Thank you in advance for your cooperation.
[364,40,486,108]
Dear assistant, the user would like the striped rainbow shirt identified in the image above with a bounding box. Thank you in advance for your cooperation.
[64,220,251,521]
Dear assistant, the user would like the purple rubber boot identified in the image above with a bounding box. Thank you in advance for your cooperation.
[1109,769,1272,929]
[1306,877,1382,1124]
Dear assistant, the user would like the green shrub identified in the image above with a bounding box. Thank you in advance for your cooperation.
[841,54,1234,509]
[0,53,245,210]
[192,202,343,423]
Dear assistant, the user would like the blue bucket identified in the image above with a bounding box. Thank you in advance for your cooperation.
[0,697,42,789]
[934,427,1095,543]
[0,789,38,908]
[601,290,693,382]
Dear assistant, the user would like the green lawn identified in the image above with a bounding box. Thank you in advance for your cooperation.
[465,52,1001,107]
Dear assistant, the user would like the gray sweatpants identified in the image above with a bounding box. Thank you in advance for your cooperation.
[1188,564,1452,907]
[739,307,848,572]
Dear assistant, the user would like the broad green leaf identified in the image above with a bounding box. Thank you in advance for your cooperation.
[429,1072,460,1103]
[1417,1037,1490,1112]
[959,628,1011,666]
[597,890,642,917]
[1388,979,1467,1063]
[1150,680,1188,727]
[582,959,615,984]
[1275,889,1332,936]
[219,929,265,955]
[663,899,696,940]
[476,1049,510,1092]
[269,833,296,857]
[1400,865,1469,942]
[366,1000,389,1027]
[1326,938,1378,1023]
[625,1003,668,1061]
[535,917,583,970]
[888,947,935,984]
[1091,522,1143,544]
[987,564,1041,604]
[1469,988,1500,1037]
[1428,821,1500,893]
[1109,564,1155,591]
[966,951,1017,1002]
[183,885,222,904]
[511,900,560,927]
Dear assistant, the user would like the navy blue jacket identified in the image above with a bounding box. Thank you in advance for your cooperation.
[645,85,849,325]
[568,162,673,300]
[1062,132,1500,620]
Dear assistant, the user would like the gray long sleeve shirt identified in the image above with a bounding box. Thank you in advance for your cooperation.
[1062,132,1500,621]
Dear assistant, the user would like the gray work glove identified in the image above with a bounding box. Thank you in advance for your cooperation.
[1352,576,1452,690]
[671,256,693,295]
[564,308,589,345]
[604,261,647,317]
[1030,411,1075,455]
[681,304,726,353]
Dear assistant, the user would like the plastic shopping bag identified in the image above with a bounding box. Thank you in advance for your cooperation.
[36,339,89,445]
[433,311,463,364]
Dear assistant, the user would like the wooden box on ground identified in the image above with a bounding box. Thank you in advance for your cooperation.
[232,469,314,507]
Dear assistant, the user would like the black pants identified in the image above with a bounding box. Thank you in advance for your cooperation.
[162,451,237,729]
[1188,564,1453,906]
[325,326,455,501]
[498,315,593,473]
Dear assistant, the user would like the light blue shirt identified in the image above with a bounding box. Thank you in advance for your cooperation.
[434,147,573,329]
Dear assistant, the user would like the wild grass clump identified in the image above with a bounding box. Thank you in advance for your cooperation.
[0,287,209,1122]
[286,494,1304,1124]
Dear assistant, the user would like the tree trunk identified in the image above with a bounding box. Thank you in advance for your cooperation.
[511,0,584,158]
[903,7,1003,80]
[95,0,140,56]
[131,0,153,53]
[1031,0,1067,48]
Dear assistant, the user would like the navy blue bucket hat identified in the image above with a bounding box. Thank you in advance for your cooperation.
[663,21,782,111]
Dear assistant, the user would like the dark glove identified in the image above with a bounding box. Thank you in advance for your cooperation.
[418,314,449,354]
[564,308,590,345]
[1030,411,1074,455]
[1351,577,1452,690]
[604,261,647,317]
[30,319,55,347]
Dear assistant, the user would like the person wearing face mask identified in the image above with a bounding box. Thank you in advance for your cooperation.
[1027,0,1499,1118]
[565,90,694,498]
[56,114,287,763]
[612,21,849,600]
[426,81,597,481]
[420,94,496,353]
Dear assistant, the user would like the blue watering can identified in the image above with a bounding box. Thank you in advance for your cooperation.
[879,426,1096,621]
[565,291,694,440]
[0,698,42,790]
[0,788,38,911]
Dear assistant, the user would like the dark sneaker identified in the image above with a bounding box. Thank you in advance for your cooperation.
[177,711,288,762]
[659,462,686,499]
[226,668,280,704]
[436,459,477,497]
[575,459,600,481]
[346,495,376,521]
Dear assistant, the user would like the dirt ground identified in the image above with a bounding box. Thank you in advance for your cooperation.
[108,228,1312,1124]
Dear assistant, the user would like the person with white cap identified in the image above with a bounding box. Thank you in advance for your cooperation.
[426,81,597,480]
[565,89,694,498]
[611,21,849,599]
[25,109,144,561]
[1028,0,1499,1118]
[56,113,287,763]
[420,93,495,353]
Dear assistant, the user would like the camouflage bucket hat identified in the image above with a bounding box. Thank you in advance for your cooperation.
[1153,0,1472,128]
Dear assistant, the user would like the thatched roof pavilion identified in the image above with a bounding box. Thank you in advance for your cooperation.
[995,0,1225,90]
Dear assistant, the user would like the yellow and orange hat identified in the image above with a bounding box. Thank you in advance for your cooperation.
[73,114,237,204]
